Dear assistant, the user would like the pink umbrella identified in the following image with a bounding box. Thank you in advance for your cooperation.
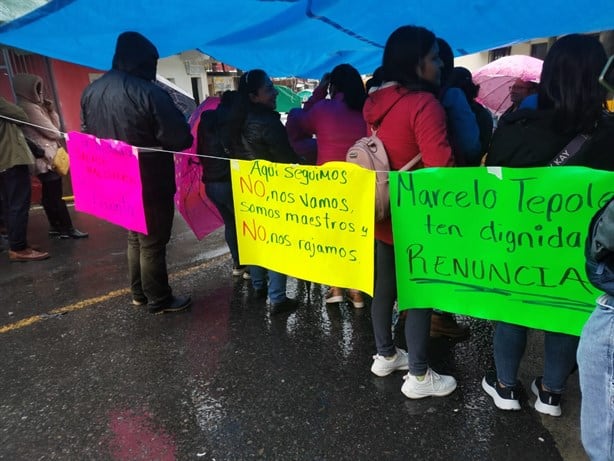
[473,55,543,115]
[174,97,223,240]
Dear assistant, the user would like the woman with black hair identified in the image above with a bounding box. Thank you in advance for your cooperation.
[286,63,367,308]
[231,69,303,315]
[447,66,493,163]
[483,34,614,421]
[364,25,457,399]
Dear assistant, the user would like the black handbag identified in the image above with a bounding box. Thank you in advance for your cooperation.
[26,138,45,159]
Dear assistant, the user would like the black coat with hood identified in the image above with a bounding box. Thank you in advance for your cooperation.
[80,32,193,202]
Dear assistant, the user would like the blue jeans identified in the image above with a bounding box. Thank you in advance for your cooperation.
[205,181,239,265]
[371,240,432,375]
[0,165,31,251]
[250,266,287,304]
[578,297,614,461]
[494,322,579,392]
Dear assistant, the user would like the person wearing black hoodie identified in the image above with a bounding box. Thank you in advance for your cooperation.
[81,31,193,314]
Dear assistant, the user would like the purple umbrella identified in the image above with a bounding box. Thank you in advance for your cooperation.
[473,55,543,115]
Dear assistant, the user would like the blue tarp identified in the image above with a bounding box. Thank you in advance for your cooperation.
[0,0,613,78]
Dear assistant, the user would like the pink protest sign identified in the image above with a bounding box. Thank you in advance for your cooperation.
[66,131,148,234]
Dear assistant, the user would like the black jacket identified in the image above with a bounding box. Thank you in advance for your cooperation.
[486,109,614,170]
[80,32,193,201]
[242,104,302,164]
[198,108,232,183]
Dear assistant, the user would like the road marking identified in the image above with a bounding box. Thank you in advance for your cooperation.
[0,254,229,335]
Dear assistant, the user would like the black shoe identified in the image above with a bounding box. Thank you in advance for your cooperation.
[531,376,562,416]
[148,295,192,314]
[270,297,299,315]
[60,228,89,239]
[131,297,148,306]
[48,227,61,237]
[481,371,521,411]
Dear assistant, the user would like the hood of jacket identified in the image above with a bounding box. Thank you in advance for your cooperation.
[363,84,411,127]
[111,31,158,81]
[13,73,43,105]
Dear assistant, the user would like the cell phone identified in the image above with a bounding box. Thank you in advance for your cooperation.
[599,55,614,94]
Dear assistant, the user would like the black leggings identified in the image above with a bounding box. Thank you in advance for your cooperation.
[38,172,73,231]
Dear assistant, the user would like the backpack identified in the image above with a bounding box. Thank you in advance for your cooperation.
[346,95,422,222]
[585,197,614,296]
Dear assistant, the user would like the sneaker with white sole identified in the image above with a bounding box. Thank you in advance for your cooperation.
[482,371,521,410]
[531,377,562,417]
[401,368,457,399]
[370,347,409,376]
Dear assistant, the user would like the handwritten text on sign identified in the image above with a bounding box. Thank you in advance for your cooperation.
[390,167,614,336]
[66,131,147,234]
[231,160,375,295]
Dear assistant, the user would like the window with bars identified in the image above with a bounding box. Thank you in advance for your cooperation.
[489,46,511,62]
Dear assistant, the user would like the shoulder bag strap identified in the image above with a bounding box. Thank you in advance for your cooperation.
[549,133,591,166]
[399,153,422,172]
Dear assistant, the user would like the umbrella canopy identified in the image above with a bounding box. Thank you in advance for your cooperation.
[274,85,302,113]
[296,89,313,102]
[473,55,543,115]
[174,96,223,240]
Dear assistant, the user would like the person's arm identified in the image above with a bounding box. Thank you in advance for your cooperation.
[413,96,454,167]
[25,104,62,141]
[302,75,329,112]
[0,97,29,124]
[149,87,193,151]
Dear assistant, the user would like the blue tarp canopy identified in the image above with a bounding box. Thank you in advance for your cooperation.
[0,0,613,78]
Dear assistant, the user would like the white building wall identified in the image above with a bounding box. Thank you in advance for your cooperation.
[454,39,549,72]
[157,54,209,100]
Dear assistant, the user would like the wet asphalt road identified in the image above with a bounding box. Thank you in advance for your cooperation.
[0,206,587,460]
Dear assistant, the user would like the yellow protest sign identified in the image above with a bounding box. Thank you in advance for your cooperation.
[230,160,375,295]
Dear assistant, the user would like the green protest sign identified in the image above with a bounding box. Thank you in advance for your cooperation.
[390,166,614,336]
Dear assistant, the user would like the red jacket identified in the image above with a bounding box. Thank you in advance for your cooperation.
[363,84,453,244]
[286,86,366,165]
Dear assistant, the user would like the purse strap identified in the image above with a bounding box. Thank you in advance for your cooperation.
[549,133,591,166]
[399,153,422,172]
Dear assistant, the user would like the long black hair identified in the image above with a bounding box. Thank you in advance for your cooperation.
[437,38,454,87]
[381,25,438,94]
[329,63,367,111]
[538,34,607,134]
[228,69,269,151]
[447,66,480,101]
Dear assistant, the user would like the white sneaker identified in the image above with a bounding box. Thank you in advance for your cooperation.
[370,347,409,377]
[401,368,457,399]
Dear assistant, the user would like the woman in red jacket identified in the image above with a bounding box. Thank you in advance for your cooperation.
[365,25,457,399]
